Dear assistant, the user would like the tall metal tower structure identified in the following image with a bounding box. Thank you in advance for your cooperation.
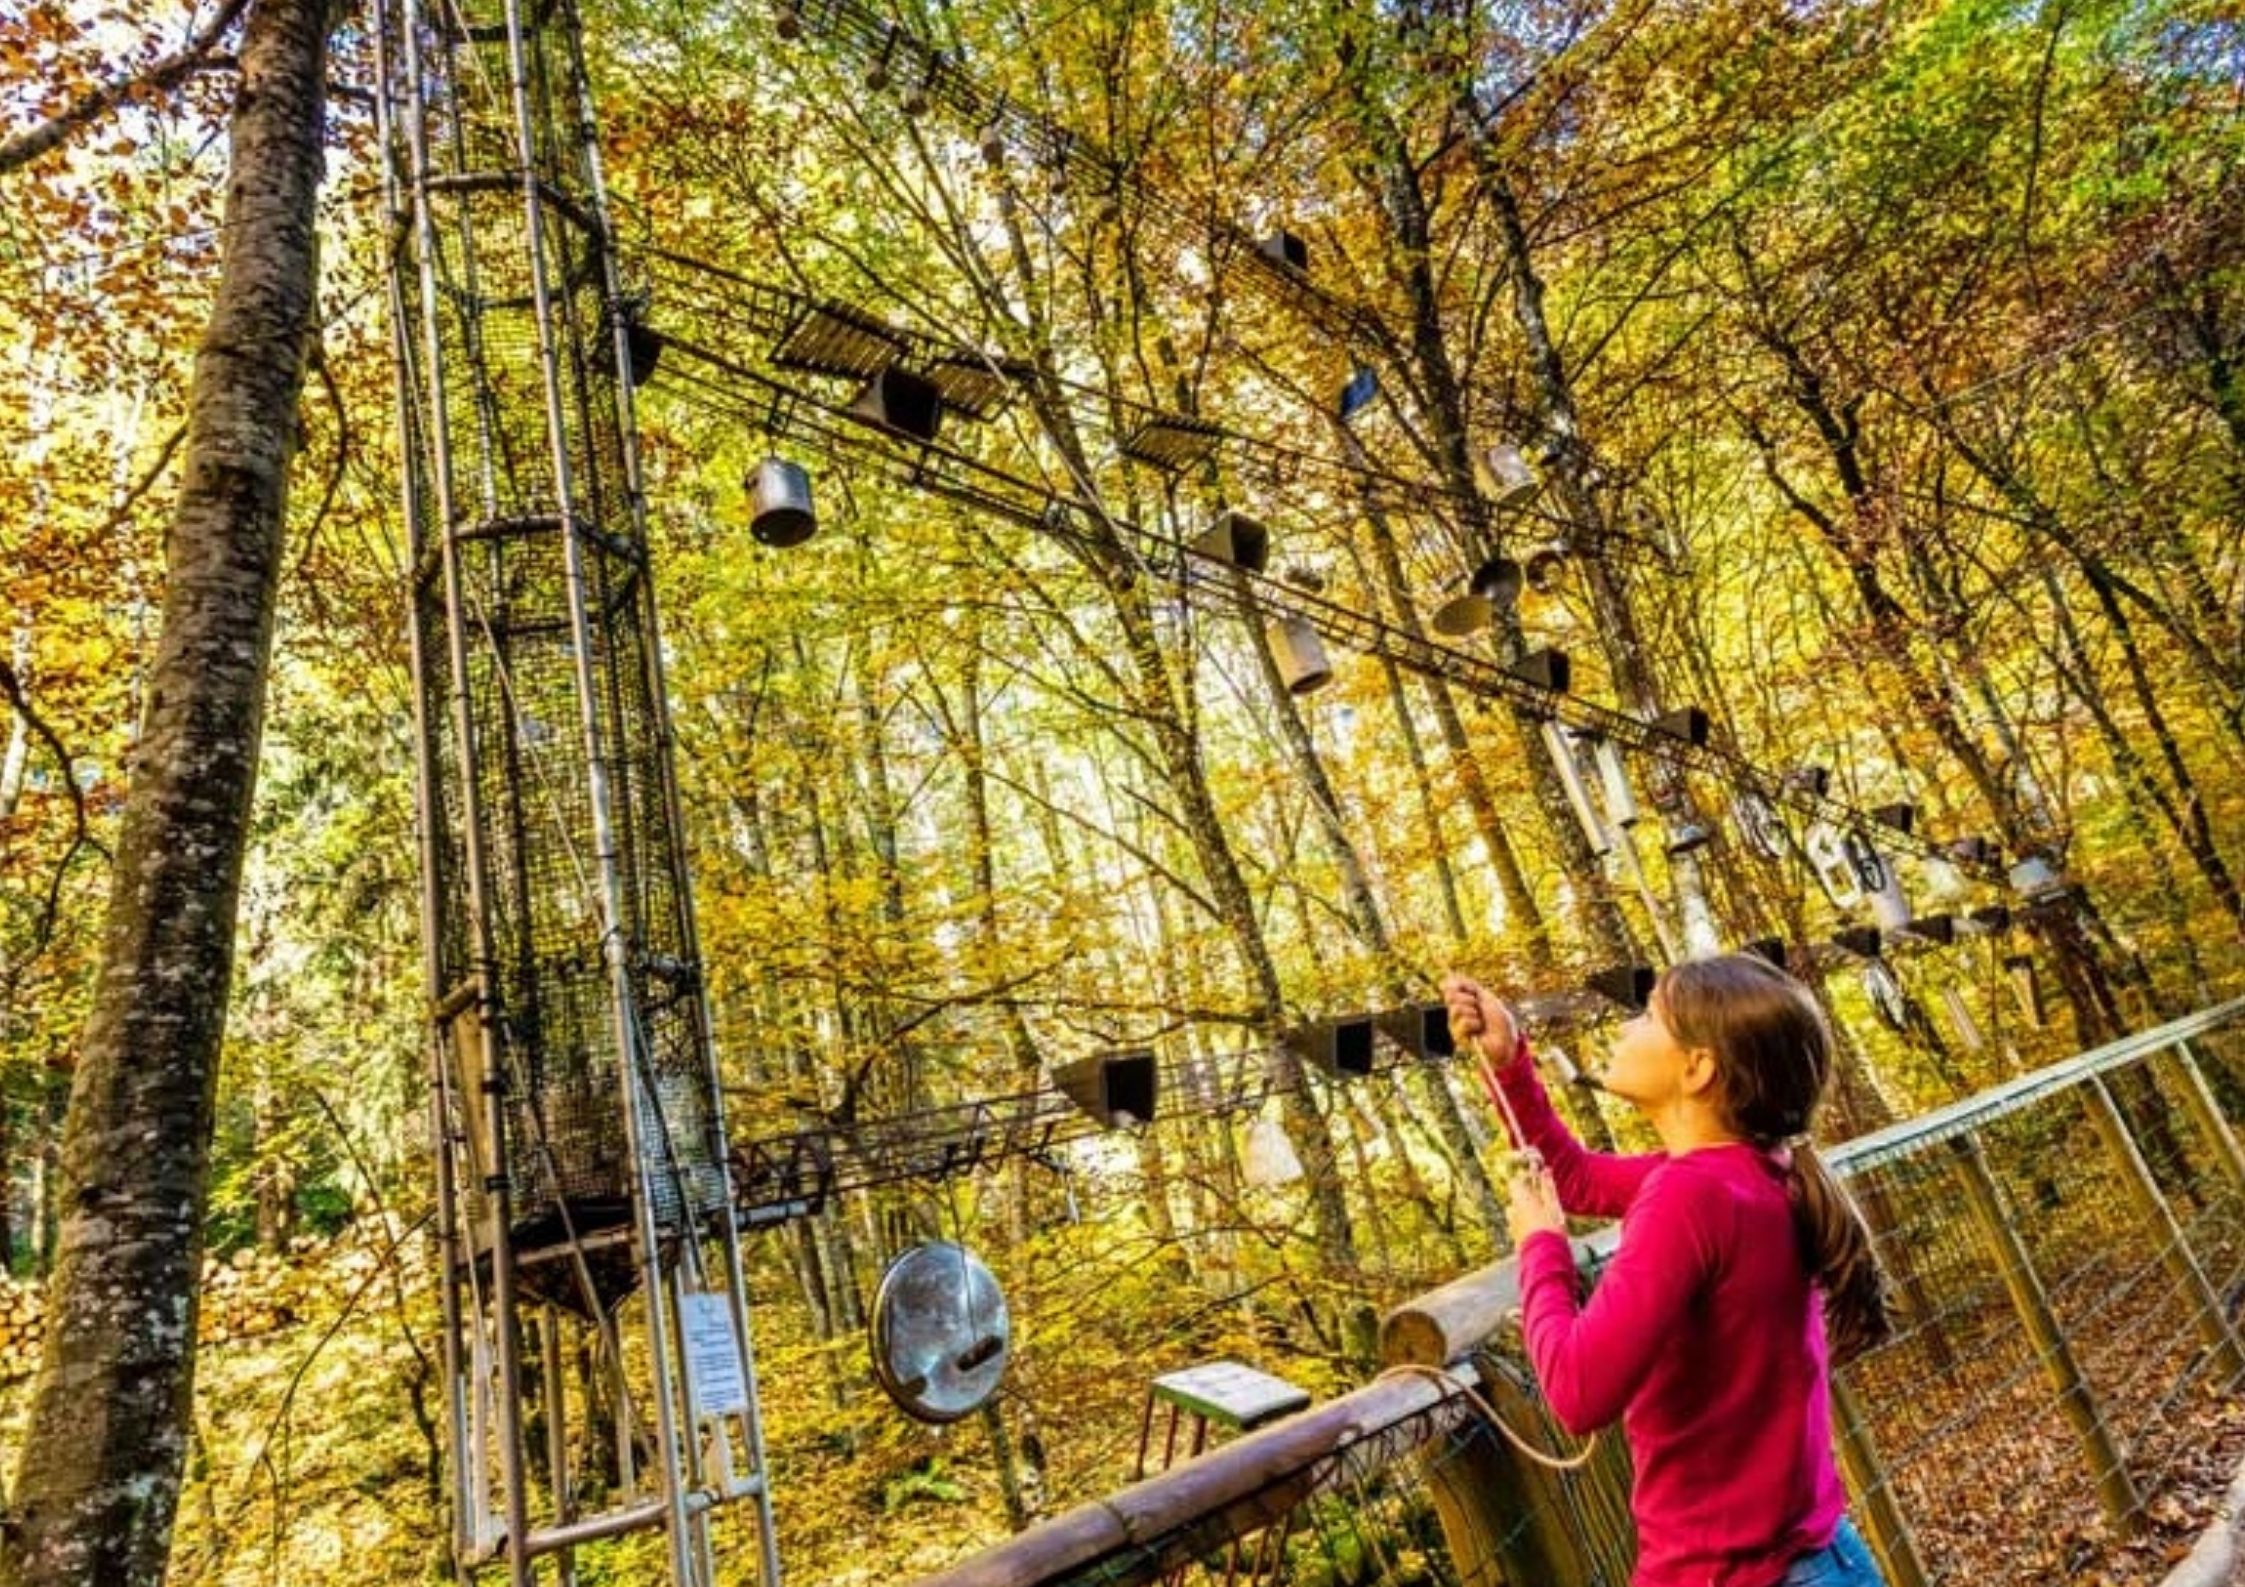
[372,0,779,1579]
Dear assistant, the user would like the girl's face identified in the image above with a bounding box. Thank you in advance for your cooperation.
[1601,990,1715,1111]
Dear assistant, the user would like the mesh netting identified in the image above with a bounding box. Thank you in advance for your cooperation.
[397,0,725,1273]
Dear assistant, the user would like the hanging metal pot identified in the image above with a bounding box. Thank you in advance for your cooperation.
[1481,441,1540,508]
[1432,555,1523,637]
[1861,960,1909,1033]
[747,457,818,547]
[1267,616,1333,695]
[1522,542,1568,591]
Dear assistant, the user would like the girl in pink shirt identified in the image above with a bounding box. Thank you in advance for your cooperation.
[1442,954,1893,1587]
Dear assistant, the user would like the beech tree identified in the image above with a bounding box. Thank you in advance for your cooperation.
[1,1,330,1581]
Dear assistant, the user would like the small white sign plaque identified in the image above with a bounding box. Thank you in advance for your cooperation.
[683,1292,749,1419]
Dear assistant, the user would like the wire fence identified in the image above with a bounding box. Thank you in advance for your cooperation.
[910,997,2245,1587]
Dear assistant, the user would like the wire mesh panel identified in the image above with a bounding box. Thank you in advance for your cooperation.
[395,0,723,1259]
[1831,1039,2245,1581]
[380,0,779,1580]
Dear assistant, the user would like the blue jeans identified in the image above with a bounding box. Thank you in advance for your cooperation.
[1780,1518,1888,1587]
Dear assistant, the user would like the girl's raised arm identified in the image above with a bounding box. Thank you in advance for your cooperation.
[1442,974,1660,1220]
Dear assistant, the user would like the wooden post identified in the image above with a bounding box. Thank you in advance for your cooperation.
[2163,1042,2245,1199]
[1829,1377,1930,1587]
[1378,1241,1604,1368]
[2082,1075,2245,1382]
[1947,1133,2141,1534]
[1418,1351,1636,1587]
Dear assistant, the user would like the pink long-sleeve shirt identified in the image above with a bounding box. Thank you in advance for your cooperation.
[1495,1043,1846,1587]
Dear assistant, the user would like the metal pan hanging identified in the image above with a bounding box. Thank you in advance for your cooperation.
[869,1242,1011,1424]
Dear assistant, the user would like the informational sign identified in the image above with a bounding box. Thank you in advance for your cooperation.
[682,1292,749,1420]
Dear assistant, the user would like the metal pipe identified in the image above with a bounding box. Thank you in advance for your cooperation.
[493,0,697,1575]
[394,0,532,1574]
[559,0,783,1572]
[371,3,477,1557]
[542,1305,577,1587]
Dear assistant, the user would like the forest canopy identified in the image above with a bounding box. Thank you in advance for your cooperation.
[0,0,2242,1581]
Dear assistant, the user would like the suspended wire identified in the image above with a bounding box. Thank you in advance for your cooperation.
[644,331,2009,884]
[737,0,2245,571]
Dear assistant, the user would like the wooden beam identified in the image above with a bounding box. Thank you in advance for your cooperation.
[1378,1239,1603,1367]
[2082,1074,2245,1382]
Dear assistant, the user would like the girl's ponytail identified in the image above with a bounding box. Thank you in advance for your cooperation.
[1788,1141,1891,1366]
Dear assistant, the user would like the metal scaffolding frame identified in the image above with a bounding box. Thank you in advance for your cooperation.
[373,0,779,1579]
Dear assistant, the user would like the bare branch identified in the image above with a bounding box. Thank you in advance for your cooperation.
[0,0,254,176]
[0,656,115,1000]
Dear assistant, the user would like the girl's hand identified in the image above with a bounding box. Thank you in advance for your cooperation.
[1507,1152,1566,1247]
[1439,973,1518,1064]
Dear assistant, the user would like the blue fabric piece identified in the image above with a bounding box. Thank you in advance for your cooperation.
[1779,1518,1888,1587]
[1337,365,1378,421]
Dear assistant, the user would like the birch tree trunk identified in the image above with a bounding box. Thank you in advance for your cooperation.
[1,1,326,1580]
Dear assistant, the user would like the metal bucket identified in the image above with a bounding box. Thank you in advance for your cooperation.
[1268,616,1332,694]
[748,457,818,547]
[1482,441,1540,507]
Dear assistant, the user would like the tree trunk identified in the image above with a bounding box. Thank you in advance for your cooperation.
[983,192,1372,1359]
[0,1104,13,1274]
[1361,632,1469,943]
[1482,172,1724,956]
[1351,493,1563,965]
[0,621,28,820]
[1,1,326,1580]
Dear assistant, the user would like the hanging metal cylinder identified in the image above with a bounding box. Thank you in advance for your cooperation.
[1846,831,1914,932]
[2004,953,2046,1027]
[747,457,818,547]
[1593,737,1640,827]
[1480,440,1541,507]
[1266,615,1333,694]
[1733,790,1790,861]
[1540,721,1610,855]
[1862,960,1910,1032]
[1941,985,1986,1052]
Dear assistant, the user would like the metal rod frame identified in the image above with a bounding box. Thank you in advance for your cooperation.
[375,0,778,1577]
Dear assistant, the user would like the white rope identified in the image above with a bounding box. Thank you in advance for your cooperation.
[1377,1361,1601,1473]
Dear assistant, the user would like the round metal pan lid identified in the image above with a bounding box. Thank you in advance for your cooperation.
[869,1241,1010,1424]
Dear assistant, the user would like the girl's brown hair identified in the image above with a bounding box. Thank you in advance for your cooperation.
[1657,953,1892,1365]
